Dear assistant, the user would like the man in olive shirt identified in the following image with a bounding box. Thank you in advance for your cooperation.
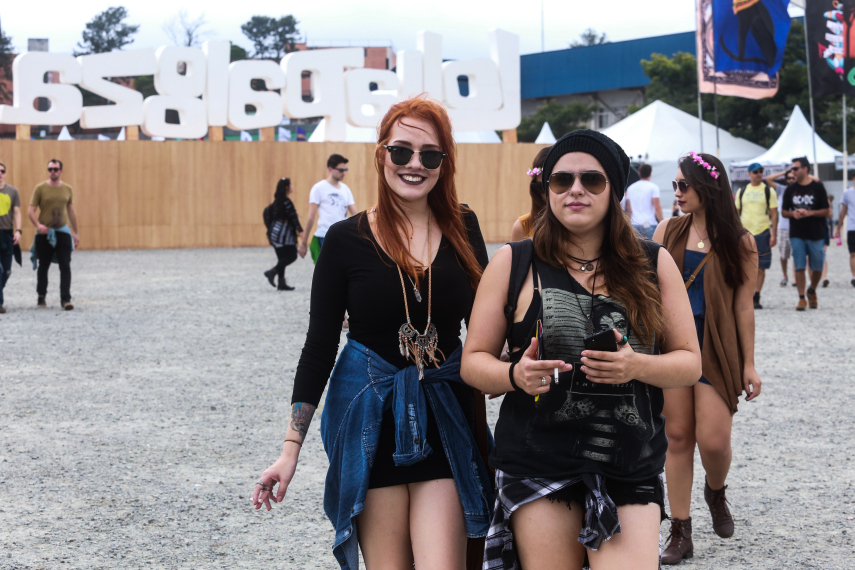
[0,161,22,313]
[28,159,79,310]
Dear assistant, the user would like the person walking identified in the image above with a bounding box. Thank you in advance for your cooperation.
[510,146,550,241]
[737,163,778,309]
[297,154,357,263]
[764,168,796,286]
[655,152,762,565]
[835,173,855,287]
[461,130,702,570]
[0,161,22,314]
[253,97,494,570]
[624,163,662,239]
[29,159,79,310]
[264,178,302,291]
[821,195,834,288]
[781,157,830,311]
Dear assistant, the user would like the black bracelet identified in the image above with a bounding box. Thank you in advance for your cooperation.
[508,361,521,391]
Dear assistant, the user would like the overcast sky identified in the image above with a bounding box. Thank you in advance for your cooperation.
[1,1,806,59]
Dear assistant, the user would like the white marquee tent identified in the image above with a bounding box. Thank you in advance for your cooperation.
[534,122,557,144]
[601,100,766,201]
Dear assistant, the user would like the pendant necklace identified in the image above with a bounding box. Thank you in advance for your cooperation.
[567,253,601,272]
[396,211,443,379]
[693,222,709,249]
[404,226,430,303]
[566,260,599,336]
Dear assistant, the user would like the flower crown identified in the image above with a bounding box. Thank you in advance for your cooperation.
[527,167,542,177]
[690,152,719,180]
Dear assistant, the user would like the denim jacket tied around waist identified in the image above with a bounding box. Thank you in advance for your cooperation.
[319,336,494,570]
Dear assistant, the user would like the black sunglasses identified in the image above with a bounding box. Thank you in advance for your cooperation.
[672,180,690,192]
[48,167,60,172]
[383,145,447,170]
[548,171,609,195]
[0,169,5,174]
[334,167,349,173]
[751,169,763,174]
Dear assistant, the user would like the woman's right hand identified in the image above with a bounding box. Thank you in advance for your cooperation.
[252,447,300,511]
[513,337,572,396]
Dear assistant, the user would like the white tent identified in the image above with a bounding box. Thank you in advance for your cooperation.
[308,118,502,143]
[601,100,766,206]
[731,105,840,167]
[534,122,557,144]
[57,126,74,141]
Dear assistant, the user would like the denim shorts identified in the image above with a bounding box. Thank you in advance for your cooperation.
[790,237,824,272]
[754,229,772,269]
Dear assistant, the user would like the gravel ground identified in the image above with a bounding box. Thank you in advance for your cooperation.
[0,243,853,570]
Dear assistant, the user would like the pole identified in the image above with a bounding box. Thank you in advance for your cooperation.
[541,0,545,52]
[714,82,721,157]
[844,94,848,193]
[804,15,819,176]
[698,90,704,153]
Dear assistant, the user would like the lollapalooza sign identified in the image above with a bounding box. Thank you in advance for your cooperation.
[0,29,520,141]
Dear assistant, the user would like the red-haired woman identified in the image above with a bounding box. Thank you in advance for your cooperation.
[252,96,493,570]
[510,146,550,241]
[462,130,701,569]
[654,153,761,565]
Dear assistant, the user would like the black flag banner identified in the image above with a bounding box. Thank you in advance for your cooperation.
[807,0,855,97]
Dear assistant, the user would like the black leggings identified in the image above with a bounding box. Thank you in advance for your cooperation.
[271,245,297,285]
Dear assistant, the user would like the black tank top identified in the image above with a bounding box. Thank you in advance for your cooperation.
[492,248,667,482]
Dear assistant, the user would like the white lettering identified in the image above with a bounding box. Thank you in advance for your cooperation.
[228,60,286,130]
[77,49,157,129]
[0,52,82,125]
[344,68,398,127]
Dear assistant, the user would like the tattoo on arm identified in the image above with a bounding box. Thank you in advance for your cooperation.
[290,403,316,441]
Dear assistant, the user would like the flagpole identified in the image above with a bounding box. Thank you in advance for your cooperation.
[804,15,819,176]
[698,91,704,153]
[696,0,704,153]
[844,94,848,192]
[714,82,721,157]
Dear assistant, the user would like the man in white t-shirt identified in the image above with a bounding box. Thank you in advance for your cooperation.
[623,164,662,240]
[298,154,357,263]
[835,173,855,288]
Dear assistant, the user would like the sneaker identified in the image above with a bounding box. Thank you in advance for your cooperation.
[822,279,830,288]
[61,301,74,311]
[753,292,762,310]
[796,298,807,311]
[779,279,788,287]
[807,289,818,309]
[792,282,798,287]
[37,296,46,308]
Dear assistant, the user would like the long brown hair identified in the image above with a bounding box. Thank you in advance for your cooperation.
[366,95,483,292]
[528,147,550,220]
[678,153,750,289]
[531,180,665,346]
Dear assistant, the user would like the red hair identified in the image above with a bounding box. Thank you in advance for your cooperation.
[367,95,483,292]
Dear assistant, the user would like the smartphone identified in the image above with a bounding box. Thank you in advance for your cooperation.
[583,328,618,353]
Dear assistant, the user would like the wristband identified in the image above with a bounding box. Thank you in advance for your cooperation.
[508,362,521,391]
[15,229,21,234]
[284,438,302,447]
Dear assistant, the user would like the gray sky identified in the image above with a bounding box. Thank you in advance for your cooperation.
[1,1,805,59]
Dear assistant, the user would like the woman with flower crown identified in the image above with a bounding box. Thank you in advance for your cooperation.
[653,152,762,565]
[510,147,551,241]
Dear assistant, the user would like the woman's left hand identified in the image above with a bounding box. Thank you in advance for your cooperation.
[743,365,762,401]
[580,329,637,385]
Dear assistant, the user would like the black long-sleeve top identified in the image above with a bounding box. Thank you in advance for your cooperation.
[291,209,489,406]
[273,196,303,234]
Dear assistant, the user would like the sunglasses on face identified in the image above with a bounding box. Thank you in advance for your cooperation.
[383,145,447,170]
[751,169,763,174]
[0,169,5,174]
[547,171,609,195]
[334,167,349,173]
[48,167,60,172]
[672,180,690,192]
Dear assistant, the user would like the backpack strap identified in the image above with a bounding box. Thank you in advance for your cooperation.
[764,183,771,215]
[504,239,535,344]
[738,187,745,215]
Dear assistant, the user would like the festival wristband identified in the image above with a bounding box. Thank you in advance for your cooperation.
[508,362,521,391]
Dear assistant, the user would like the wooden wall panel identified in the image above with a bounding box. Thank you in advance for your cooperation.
[0,140,549,249]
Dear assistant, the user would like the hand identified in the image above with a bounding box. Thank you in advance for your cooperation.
[12,231,20,246]
[37,224,48,235]
[514,337,572,396]
[72,233,80,248]
[297,243,307,258]
[252,448,300,511]
[769,233,777,248]
[580,329,637,385]
[743,365,762,401]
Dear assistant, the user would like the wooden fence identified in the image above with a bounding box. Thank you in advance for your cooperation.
[0,140,548,250]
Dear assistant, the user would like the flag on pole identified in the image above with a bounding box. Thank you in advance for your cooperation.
[696,0,790,99]
[806,0,855,97]
[240,130,253,141]
[295,127,307,141]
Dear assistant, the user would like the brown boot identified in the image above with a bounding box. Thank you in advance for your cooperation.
[661,517,693,565]
[704,478,734,538]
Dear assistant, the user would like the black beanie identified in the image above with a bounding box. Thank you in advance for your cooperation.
[541,129,631,202]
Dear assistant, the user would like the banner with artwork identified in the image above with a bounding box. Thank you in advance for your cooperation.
[806,0,855,97]
[696,0,791,99]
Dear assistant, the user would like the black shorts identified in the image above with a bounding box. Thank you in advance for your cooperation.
[548,474,667,522]
[849,231,855,254]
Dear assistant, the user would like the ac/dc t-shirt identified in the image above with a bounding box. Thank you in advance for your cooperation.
[782,181,829,241]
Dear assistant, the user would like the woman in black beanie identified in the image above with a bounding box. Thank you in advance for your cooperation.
[462,130,701,569]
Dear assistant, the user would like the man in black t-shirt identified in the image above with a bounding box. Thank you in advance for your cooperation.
[781,157,830,311]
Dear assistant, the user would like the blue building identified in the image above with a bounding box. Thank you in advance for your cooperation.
[521,31,696,129]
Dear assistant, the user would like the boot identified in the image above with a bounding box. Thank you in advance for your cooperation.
[704,478,734,538]
[263,269,276,288]
[661,517,693,565]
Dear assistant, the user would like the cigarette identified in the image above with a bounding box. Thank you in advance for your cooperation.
[554,367,559,384]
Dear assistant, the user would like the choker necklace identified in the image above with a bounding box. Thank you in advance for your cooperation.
[693,222,709,249]
[396,212,443,379]
[566,254,601,272]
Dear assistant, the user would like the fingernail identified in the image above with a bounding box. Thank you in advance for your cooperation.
[581,366,587,371]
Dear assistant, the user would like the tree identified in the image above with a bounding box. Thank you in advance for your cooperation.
[230,43,248,63]
[163,10,212,47]
[75,6,139,56]
[570,28,609,48]
[241,15,300,61]
[517,100,597,142]
[0,26,13,104]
